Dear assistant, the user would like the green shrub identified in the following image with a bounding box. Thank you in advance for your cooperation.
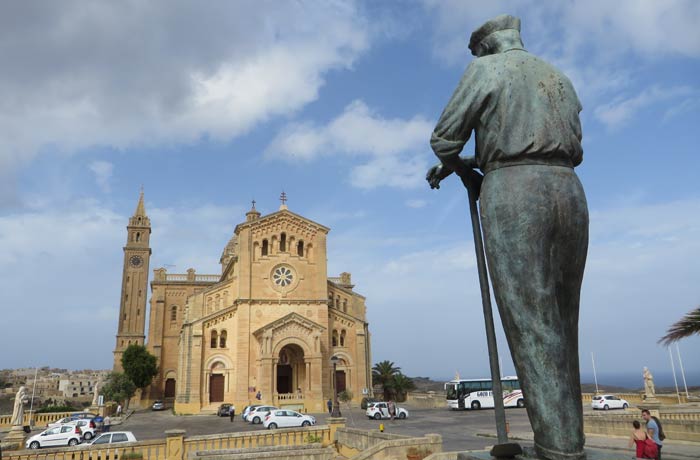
[305,433,322,444]
[36,405,77,413]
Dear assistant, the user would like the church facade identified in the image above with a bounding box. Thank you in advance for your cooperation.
[113,193,372,413]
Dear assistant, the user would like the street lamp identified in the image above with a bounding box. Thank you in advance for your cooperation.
[330,355,341,417]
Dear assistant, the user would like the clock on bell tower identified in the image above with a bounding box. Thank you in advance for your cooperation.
[113,189,152,371]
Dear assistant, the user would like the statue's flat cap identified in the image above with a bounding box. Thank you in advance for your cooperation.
[469,14,521,54]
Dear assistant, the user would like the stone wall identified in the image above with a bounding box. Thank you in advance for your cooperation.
[584,412,700,442]
[335,427,407,457]
[346,433,442,460]
[405,392,446,409]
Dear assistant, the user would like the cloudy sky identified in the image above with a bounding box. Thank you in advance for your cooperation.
[1,0,698,388]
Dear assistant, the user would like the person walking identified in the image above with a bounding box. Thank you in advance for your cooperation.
[387,400,396,421]
[642,409,663,459]
[116,404,122,417]
[102,415,111,433]
[229,405,235,422]
[629,420,657,459]
[255,391,262,401]
[327,398,333,415]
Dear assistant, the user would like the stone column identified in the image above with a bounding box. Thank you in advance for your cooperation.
[165,429,186,460]
[306,362,311,391]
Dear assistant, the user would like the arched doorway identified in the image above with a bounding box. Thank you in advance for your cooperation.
[209,362,225,403]
[164,379,176,398]
[276,344,305,394]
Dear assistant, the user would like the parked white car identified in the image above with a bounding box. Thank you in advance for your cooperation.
[90,431,137,445]
[74,419,97,441]
[246,405,277,424]
[47,413,97,429]
[263,410,316,429]
[241,404,261,421]
[591,394,629,410]
[26,424,83,449]
[366,402,408,420]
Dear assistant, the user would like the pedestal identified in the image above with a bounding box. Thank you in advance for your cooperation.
[1,425,27,451]
[640,398,662,410]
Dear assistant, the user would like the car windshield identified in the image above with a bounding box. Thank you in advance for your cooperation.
[592,396,602,400]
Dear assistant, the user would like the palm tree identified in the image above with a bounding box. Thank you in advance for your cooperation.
[372,360,401,400]
[659,306,700,345]
[391,373,416,402]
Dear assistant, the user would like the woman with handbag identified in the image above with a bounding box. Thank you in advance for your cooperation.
[629,420,658,459]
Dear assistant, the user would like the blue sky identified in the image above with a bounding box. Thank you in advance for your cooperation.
[1,0,699,388]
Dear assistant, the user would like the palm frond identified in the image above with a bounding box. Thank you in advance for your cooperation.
[658,306,700,345]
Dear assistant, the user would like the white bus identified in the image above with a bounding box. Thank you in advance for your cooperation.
[445,376,524,410]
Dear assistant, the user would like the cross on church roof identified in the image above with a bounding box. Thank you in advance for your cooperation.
[251,199,256,210]
[280,191,287,206]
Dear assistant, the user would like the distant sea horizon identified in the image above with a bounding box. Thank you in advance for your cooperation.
[432,370,700,390]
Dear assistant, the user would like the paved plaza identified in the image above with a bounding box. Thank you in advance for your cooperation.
[3,405,699,459]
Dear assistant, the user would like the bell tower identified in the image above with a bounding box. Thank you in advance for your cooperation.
[113,189,152,371]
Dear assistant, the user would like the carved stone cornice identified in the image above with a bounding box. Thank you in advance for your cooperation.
[235,209,329,238]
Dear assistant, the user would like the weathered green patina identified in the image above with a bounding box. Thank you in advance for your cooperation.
[427,15,589,460]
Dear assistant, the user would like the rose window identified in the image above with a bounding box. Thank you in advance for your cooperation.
[273,266,294,287]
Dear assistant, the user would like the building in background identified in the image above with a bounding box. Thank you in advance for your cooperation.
[113,194,372,413]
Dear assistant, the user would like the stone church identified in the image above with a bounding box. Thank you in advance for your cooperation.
[113,192,372,413]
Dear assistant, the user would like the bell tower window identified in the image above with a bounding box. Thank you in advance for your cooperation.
[211,330,218,348]
[297,240,304,257]
[280,233,286,252]
[262,239,269,256]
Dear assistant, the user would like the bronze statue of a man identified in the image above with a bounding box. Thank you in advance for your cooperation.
[427,15,588,460]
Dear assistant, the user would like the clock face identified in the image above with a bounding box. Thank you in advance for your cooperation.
[130,255,143,268]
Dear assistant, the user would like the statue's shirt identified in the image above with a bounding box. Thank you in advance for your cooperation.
[431,48,583,174]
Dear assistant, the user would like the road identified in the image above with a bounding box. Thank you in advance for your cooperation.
[120,406,534,452]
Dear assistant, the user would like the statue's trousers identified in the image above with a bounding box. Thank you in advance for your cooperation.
[480,164,589,460]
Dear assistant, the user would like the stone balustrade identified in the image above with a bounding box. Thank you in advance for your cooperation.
[584,411,700,442]
[1,411,76,431]
[2,426,333,460]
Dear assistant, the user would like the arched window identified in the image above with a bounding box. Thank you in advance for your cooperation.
[297,240,304,257]
[138,217,142,225]
[136,232,141,242]
[280,233,286,252]
[170,306,177,321]
[332,330,338,347]
[211,330,218,348]
[340,329,346,347]
[219,330,227,348]
[335,296,340,309]
[262,239,269,256]
[328,293,333,306]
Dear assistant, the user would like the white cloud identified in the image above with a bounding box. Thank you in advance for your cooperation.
[0,1,370,184]
[405,199,427,209]
[0,195,244,369]
[594,85,696,129]
[424,0,700,64]
[89,161,114,193]
[422,0,700,126]
[267,100,434,189]
[326,196,700,379]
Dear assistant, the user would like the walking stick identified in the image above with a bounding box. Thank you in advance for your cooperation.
[458,169,519,455]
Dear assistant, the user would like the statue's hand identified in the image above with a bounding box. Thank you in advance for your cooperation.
[426,163,453,189]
